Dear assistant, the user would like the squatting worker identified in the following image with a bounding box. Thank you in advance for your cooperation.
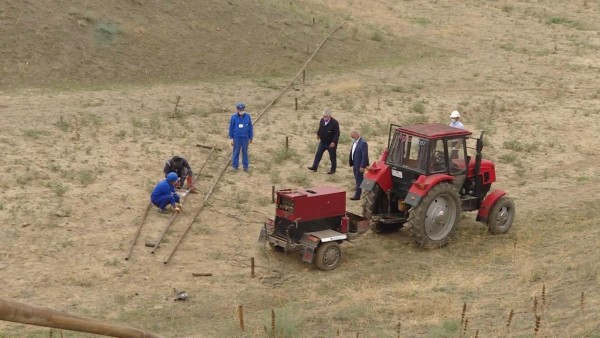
[229,102,254,172]
[151,172,183,214]
[449,110,465,129]
[163,155,195,192]
[307,109,340,174]
[348,129,369,201]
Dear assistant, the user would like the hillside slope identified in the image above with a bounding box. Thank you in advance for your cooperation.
[0,0,437,90]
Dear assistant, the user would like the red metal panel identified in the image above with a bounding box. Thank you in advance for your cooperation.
[363,160,393,192]
[399,123,472,139]
[407,173,455,198]
[276,187,346,222]
[467,159,496,183]
[477,189,506,221]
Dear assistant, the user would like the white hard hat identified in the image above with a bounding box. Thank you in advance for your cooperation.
[450,110,461,118]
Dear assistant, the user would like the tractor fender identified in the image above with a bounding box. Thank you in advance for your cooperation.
[300,231,346,264]
[405,174,455,207]
[476,189,507,223]
[360,160,392,193]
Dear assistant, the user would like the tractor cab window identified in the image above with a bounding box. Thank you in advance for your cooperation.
[448,137,467,175]
[387,132,427,173]
[430,140,448,173]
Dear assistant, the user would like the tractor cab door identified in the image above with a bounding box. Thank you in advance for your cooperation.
[446,137,468,192]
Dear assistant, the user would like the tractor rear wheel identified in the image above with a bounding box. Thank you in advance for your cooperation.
[409,182,461,248]
[314,242,342,271]
[362,184,402,233]
[487,196,515,234]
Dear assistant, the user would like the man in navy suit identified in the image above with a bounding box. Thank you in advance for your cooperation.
[349,129,369,200]
[308,109,340,174]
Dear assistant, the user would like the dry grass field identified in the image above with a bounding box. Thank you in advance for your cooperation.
[0,0,599,337]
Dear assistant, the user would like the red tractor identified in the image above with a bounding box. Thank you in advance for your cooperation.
[361,123,515,247]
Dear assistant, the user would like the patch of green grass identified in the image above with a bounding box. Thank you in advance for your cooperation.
[498,152,517,163]
[77,170,97,186]
[412,17,431,26]
[23,129,48,139]
[47,181,68,196]
[545,17,579,28]
[94,22,122,43]
[411,101,425,114]
[55,116,71,131]
[370,29,384,42]
[82,113,102,128]
[323,89,331,96]
[130,117,144,128]
[390,85,405,93]
[503,140,524,152]
[402,115,428,125]
[263,307,301,338]
[288,172,309,187]
[254,77,280,89]
[502,5,514,13]
[272,148,297,164]
[426,319,459,337]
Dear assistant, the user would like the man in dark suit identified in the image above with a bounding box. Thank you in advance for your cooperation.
[308,109,340,174]
[349,129,369,200]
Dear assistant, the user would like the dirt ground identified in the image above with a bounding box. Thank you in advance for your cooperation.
[1,0,599,337]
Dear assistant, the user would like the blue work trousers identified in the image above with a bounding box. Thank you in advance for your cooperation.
[232,138,250,169]
[311,141,337,172]
[152,194,180,211]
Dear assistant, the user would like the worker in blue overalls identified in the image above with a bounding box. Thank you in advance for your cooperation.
[228,102,254,172]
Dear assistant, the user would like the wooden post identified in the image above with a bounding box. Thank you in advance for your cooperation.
[306,44,309,55]
[0,298,163,338]
[251,257,255,277]
[271,309,275,334]
[295,98,298,110]
[302,69,306,84]
[285,136,289,150]
[272,185,276,203]
[238,305,245,332]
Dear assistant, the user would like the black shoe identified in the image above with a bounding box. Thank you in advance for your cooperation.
[350,196,360,200]
[307,167,317,171]
[327,170,335,174]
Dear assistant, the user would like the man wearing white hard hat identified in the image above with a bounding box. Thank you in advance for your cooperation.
[449,111,465,129]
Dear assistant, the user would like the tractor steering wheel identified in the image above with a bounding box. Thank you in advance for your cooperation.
[434,151,446,170]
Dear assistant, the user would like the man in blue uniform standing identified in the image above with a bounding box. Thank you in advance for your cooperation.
[349,129,369,200]
[229,102,254,172]
[151,172,182,213]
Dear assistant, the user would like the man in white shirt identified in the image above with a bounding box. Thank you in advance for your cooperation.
[348,130,369,200]
[449,110,465,129]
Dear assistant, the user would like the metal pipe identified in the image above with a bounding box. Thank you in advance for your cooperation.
[0,298,163,338]
[150,148,217,255]
[125,203,151,261]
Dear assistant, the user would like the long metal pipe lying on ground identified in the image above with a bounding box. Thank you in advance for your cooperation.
[0,297,163,338]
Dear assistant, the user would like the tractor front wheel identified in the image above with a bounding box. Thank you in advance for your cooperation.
[409,182,461,248]
[314,242,342,271]
[487,196,515,234]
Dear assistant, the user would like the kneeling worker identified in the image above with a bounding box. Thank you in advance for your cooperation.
[151,172,183,214]
[164,155,196,192]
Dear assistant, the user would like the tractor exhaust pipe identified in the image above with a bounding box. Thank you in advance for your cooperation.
[474,131,485,199]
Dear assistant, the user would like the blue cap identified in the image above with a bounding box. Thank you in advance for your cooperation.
[167,172,178,182]
[236,103,246,110]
